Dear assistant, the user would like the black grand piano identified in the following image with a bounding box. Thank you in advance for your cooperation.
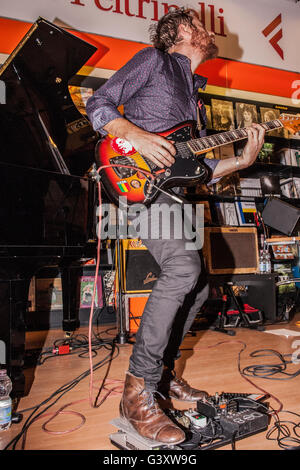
[0,18,100,398]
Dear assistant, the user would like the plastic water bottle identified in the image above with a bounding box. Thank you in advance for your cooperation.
[0,369,12,431]
[264,250,272,274]
[259,250,266,273]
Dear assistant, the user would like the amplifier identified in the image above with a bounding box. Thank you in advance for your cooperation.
[203,227,259,274]
[118,239,160,293]
[124,294,150,333]
[262,197,300,235]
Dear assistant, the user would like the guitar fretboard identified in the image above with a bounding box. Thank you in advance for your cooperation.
[185,119,283,155]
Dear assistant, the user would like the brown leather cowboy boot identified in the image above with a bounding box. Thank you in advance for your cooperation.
[158,368,208,402]
[120,371,185,444]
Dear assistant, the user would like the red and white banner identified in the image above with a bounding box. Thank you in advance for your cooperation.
[0,0,299,73]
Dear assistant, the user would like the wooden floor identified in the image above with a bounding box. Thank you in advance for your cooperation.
[1,313,300,452]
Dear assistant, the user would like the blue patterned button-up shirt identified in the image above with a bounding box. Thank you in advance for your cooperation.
[86,47,219,179]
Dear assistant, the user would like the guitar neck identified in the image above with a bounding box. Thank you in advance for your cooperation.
[186,119,283,155]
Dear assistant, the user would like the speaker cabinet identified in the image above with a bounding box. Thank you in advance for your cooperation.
[262,197,300,236]
[124,294,150,333]
[203,227,259,274]
[119,239,160,293]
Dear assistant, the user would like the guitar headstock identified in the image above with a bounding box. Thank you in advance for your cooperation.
[279,113,300,135]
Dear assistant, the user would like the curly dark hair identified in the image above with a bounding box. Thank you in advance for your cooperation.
[149,7,200,52]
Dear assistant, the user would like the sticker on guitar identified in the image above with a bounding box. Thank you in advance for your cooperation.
[111,137,136,156]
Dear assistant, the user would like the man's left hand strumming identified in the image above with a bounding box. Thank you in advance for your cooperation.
[212,123,266,179]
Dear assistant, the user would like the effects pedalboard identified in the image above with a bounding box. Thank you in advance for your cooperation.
[109,392,270,450]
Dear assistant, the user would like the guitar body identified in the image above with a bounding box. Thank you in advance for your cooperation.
[96,121,208,207]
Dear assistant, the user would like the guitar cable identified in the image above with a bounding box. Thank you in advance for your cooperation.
[93,163,184,204]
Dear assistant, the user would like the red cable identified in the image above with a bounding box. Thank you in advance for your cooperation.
[21,378,124,448]
[88,181,103,407]
[88,162,147,407]
[87,162,154,407]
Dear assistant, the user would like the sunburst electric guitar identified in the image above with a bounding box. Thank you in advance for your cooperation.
[96,114,300,207]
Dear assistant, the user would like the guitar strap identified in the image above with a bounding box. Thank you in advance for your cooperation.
[196,105,202,132]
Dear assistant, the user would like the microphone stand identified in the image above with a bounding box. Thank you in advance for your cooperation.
[115,206,130,345]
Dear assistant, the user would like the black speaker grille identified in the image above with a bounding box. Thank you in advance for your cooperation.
[125,250,160,292]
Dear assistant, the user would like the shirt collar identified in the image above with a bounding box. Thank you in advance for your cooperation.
[193,73,208,91]
[170,52,207,90]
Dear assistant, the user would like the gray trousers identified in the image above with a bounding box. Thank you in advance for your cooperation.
[128,194,209,390]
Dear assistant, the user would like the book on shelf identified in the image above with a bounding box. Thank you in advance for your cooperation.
[213,201,226,225]
[276,147,300,166]
[240,178,262,197]
[235,201,258,226]
[259,175,281,197]
[293,177,300,198]
[280,178,295,198]
[102,270,116,307]
[222,202,239,226]
[212,201,239,226]
[212,200,258,227]
[291,148,300,167]
[79,275,103,309]
[280,177,300,198]
[277,147,292,165]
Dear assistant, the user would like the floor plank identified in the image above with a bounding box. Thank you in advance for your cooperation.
[1,313,300,451]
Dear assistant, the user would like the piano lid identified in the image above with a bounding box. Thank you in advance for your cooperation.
[0,17,98,176]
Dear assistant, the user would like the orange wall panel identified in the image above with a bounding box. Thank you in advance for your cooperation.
[1,17,299,100]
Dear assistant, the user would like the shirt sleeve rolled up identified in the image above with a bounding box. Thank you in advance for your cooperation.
[203,157,220,185]
[86,47,158,134]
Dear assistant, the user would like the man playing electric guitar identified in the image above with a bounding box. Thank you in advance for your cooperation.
[86,7,265,445]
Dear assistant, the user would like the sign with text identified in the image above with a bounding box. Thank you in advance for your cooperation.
[0,0,299,72]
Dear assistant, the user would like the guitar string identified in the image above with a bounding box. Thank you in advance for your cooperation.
[174,120,283,157]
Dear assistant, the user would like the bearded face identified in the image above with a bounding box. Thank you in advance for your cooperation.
[190,24,219,61]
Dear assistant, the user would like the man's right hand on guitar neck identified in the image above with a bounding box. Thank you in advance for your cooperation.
[103,117,176,169]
